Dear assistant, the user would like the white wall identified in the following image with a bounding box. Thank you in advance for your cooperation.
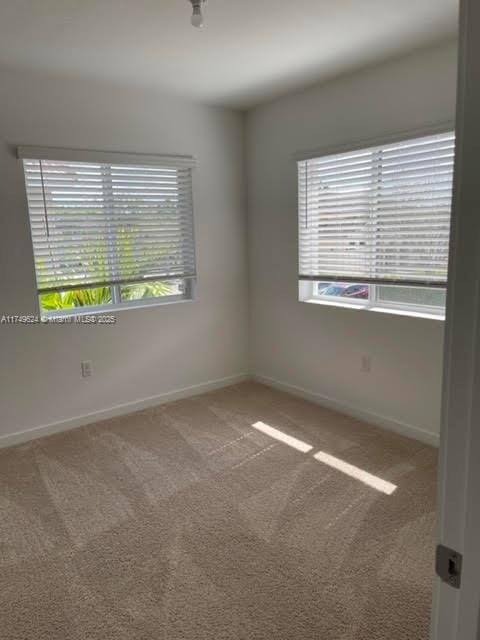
[246,42,458,443]
[0,68,248,442]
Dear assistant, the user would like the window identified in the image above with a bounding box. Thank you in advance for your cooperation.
[19,147,197,315]
[297,130,455,318]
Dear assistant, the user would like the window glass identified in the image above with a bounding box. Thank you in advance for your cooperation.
[302,280,445,317]
[316,282,370,300]
[39,279,188,314]
[39,287,113,313]
[120,279,184,302]
[376,285,446,309]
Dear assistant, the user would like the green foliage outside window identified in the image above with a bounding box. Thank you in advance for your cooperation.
[39,280,176,313]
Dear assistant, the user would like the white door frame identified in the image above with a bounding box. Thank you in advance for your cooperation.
[432,0,480,637]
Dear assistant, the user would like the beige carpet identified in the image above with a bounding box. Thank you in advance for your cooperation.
[0,382,437,640]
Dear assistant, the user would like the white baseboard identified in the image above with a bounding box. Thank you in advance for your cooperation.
[0,374,249,449]
[1,371,439,450]
[253,374,440,447]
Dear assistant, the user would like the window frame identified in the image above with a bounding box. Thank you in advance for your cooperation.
[300,280,446,320]
[295,121,455,319]
[37,278,195,319]
[19,146,198,318]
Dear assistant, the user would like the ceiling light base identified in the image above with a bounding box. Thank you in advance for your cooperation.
[189,0,206,29]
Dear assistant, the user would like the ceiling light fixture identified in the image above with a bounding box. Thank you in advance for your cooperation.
[189,0,206,29]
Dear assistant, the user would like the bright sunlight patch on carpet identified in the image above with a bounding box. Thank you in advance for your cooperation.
[252,421,313,453]
[313,450,397,495]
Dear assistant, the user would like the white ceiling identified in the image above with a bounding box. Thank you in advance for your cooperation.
[0,0,458,109]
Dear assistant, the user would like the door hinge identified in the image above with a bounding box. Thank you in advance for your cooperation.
[436,544,463,589]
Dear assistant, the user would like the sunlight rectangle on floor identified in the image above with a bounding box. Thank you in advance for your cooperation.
[313,450,397,495]
[252,421,313,453]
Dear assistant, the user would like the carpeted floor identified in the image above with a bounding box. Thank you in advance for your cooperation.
[0,382,437,640]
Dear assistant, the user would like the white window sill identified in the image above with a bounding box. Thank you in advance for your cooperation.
[41,296,195,321]
[301,298,445,321]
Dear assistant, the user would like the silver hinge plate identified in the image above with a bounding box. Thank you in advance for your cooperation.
[436,544,463,589]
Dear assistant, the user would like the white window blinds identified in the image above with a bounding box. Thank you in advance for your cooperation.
[19,147,196,294]
[298,131,455,287]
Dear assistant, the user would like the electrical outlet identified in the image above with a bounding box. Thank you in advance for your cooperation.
[81,360,93,378]
[361,355,372,373]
